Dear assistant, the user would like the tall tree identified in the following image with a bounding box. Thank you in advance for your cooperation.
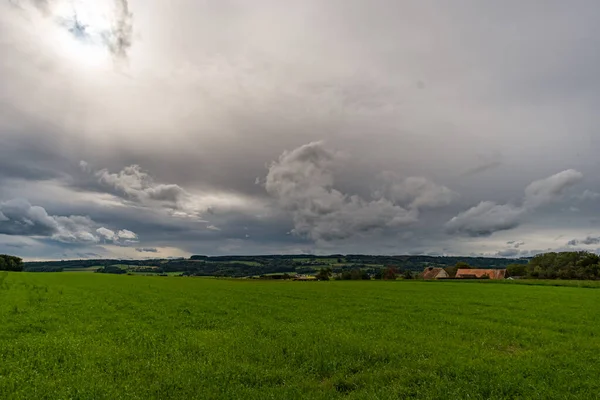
[315,267,332,281]
[0,255,24,272]
[383,266,397,280]
[455,261,471,270]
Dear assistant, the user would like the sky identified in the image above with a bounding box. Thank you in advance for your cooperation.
[2,0,600,260]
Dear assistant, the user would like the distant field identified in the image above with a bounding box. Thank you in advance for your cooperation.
[62,266,100,272]
[212,261,263,267]
[1,273,600,399]
[292,257,341,263]
[506,279,600,288]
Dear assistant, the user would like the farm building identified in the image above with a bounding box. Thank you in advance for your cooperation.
[455,269,506,280]
[422,267,449,280]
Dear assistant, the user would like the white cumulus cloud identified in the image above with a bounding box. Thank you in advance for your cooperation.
[266,142,432,242]
[0,198,135,244]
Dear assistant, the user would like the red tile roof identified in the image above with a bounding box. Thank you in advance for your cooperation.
[455,269,506,280]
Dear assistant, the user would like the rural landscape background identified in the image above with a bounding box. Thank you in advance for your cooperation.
[3,0,600,398]
[3,251,600,398]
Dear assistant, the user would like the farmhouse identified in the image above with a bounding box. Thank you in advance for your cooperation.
[455,269,506,280]
[422,267,449,280]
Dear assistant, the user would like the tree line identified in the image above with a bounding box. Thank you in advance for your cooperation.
[313,266,412,281]
[506,252,600,280]
[17,251,600,280]
[0,255,23,272]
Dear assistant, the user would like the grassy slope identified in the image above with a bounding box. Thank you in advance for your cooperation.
[1,273,600,399]
[474,279,600,288]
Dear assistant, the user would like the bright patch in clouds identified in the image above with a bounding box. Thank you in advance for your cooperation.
[52,1,113,66]
[8,0,132,68]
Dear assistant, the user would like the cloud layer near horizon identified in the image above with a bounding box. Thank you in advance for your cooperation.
[2,0,600,260]
[446,169,583,237]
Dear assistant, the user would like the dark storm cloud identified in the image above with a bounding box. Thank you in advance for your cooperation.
[446,201,524,237]
[496,248,521,258]
[523,170,584,209]
[567,236,600,246]
[0,198,93,241]
[265,142,415,242]
[447,170,583,237]
[375,174,457,210]
[461,160,502,178]
[76,252,101,258]
[576,190,600,202]
[26,187,300,255]
[136,247,158,253]
[0,128,73,184]
[0,160,62,183]
[264,142,459,242]
[5,242,28,248]
[0,198,137,245]
[4,0,600,258]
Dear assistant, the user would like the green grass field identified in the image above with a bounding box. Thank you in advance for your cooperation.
[1,273,600,399]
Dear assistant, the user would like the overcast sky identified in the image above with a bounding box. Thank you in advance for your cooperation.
[2,0,600,260]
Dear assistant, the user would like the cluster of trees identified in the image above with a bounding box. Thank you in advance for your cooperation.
[343,255,525,270]
[335,269,371,280]
[315,268,333,280]
[315,266,412,281]
[24,259,166,271]
[96,266,127,274]
[0,255,23,272]
[372,267,413,280]
[506,252,600,280]
[179,262,295,277]
[25,258,297,277]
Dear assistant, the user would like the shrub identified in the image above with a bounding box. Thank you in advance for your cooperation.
[383,267,397,280]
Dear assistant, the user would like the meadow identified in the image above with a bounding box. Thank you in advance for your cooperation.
[1,273,600,399]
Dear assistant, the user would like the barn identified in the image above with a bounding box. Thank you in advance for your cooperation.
[455,269,506,280]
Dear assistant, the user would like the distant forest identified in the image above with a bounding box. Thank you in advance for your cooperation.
[23,254,527,277]
[13,252,600,280]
